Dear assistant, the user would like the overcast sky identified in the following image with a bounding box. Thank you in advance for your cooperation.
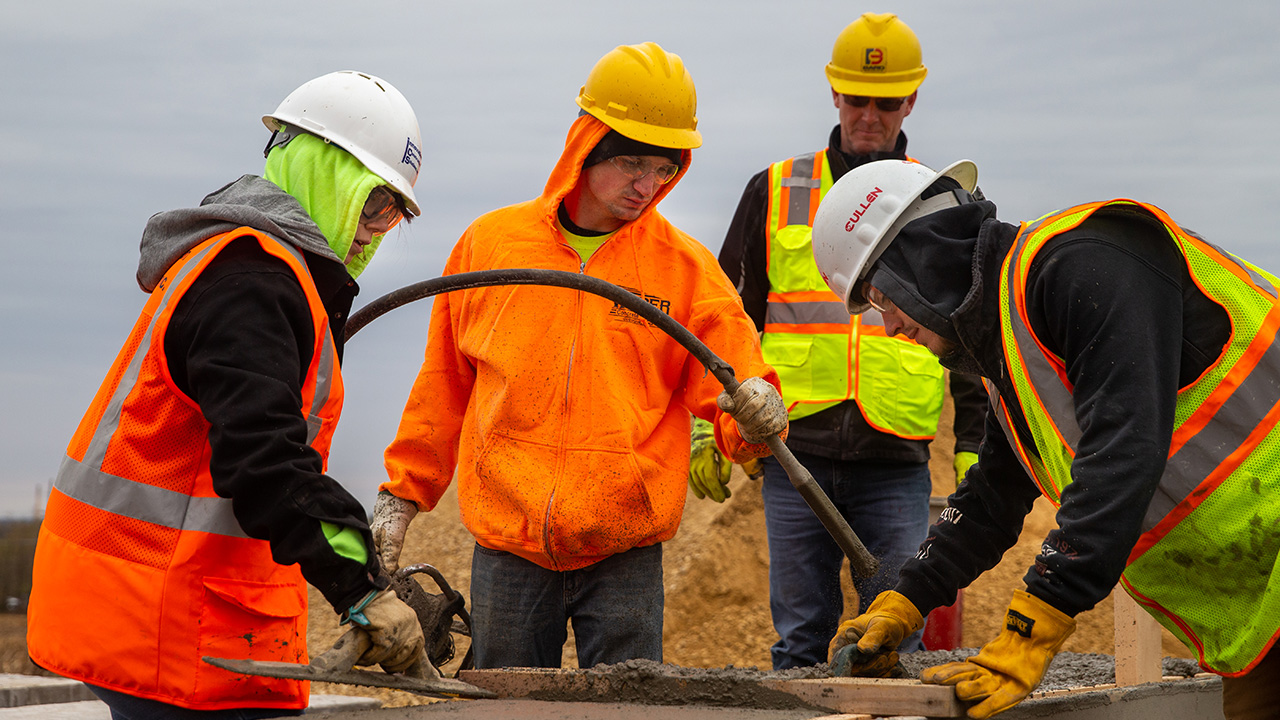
[4,1,1279,518]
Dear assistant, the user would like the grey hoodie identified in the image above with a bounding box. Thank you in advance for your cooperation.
[137,175,341,292]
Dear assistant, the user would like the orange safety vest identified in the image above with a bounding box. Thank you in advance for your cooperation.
[27,229,343,710]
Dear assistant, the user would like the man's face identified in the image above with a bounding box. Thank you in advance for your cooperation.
[833,89,916,155]
[347,186,403,264]
[574,155,673,233]
[865,283,956,357]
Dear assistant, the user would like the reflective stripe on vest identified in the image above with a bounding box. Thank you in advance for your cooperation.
[761,150,944,437]
[54,239,338,538]
[28,229,339,709]
[995,200,1280,674]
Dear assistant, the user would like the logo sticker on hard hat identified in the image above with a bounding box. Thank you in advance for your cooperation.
[401,138,422,173]
[863,48,885,70]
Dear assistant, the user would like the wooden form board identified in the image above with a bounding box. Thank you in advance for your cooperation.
[1114,589,1163,686]
[762,677,965,718]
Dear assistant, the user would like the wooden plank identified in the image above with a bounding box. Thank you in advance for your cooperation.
[762,677,965,717]
[1114,589,1162,686]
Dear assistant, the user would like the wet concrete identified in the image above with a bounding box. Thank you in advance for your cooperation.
[460,659,829,710]
[305,699,827,720]
[305,651,1214,719]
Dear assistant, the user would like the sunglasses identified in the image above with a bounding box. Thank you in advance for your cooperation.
[841,94,910,112]
[609,155,680,185]
[362,186,404,227]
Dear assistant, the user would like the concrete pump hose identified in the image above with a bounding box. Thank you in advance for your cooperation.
[346,268,879,578]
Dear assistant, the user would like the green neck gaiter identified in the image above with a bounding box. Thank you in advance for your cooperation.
[264,133,386,278]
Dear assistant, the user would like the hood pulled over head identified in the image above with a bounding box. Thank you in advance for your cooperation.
[264,131,388,278]
[540,114,691,225]
[865,199,996,344]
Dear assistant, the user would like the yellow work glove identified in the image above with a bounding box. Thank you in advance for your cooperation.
[828,590,924,677]
[922,590,1076,719]
[954,451,979,487]
[741,457,764,482]
[689,418,732,502]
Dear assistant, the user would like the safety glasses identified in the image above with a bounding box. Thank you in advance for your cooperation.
[609,155,680,185]
[362,186,404,228]
[841,94,910,112]
[863,284,895,314]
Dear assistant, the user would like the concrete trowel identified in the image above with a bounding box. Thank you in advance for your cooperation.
[203,564,495,700]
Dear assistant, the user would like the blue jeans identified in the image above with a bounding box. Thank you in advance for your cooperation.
[761,452,932,669]
[468,542,663,669]
[86,684,302,720]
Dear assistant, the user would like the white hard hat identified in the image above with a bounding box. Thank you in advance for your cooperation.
[813,159,978,312]
[264,71,422,216]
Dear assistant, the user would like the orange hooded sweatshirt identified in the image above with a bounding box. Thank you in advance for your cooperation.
[382,115,782,571]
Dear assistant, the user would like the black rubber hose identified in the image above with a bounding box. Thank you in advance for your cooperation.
[347,268,878,577]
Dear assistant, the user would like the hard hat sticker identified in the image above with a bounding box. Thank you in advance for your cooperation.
[401,138,422,173]
[863,48,885,70]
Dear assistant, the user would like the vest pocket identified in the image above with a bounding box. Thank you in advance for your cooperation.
[194,577,307,702]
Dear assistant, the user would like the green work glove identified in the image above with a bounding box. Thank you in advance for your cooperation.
[954,451,979,487]
[689,418,732,502]
[828,590,924,677]
[922,590,1076,719]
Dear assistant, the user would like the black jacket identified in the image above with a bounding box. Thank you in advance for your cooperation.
[718,126,987,463]
[141,176,386,613]
[885,202,1230,617]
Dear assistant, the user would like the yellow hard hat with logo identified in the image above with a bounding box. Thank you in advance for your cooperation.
[826,13,927,98]
[576,42,702,150]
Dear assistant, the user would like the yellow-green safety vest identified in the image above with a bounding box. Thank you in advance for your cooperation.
[991,200,1280,676]
[761,149,944,437]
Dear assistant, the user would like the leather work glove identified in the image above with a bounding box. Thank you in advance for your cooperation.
[342,589,426,673]
[370,490,418,575]
[828,590,924,677]
[717,376,787,444]
[689,418,733,502]
[954,451,979,487]
[921,590,1076,719]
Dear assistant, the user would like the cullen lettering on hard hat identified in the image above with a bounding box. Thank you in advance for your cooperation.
[844,187,884,231]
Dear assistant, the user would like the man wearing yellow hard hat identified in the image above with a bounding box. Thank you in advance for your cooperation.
[703,13,988,670]
[370,43,786,668]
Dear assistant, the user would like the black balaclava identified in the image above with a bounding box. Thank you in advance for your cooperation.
[864,178,997,344]
[582,129,683,168]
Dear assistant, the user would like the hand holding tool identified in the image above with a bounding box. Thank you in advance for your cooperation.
[342,589,425,673]
[921,590,1075,719]
[829,590,923,677]
[371,490,418,575]
[717,376,787,444]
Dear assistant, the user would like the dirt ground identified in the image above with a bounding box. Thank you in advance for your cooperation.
[302,389,1192,706]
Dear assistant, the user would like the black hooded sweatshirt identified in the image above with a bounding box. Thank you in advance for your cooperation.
[874,200,1229,617]
[717,126,987,464]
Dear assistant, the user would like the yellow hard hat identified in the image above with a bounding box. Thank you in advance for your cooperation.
[825,13,927,98]
[576,42,702,150]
